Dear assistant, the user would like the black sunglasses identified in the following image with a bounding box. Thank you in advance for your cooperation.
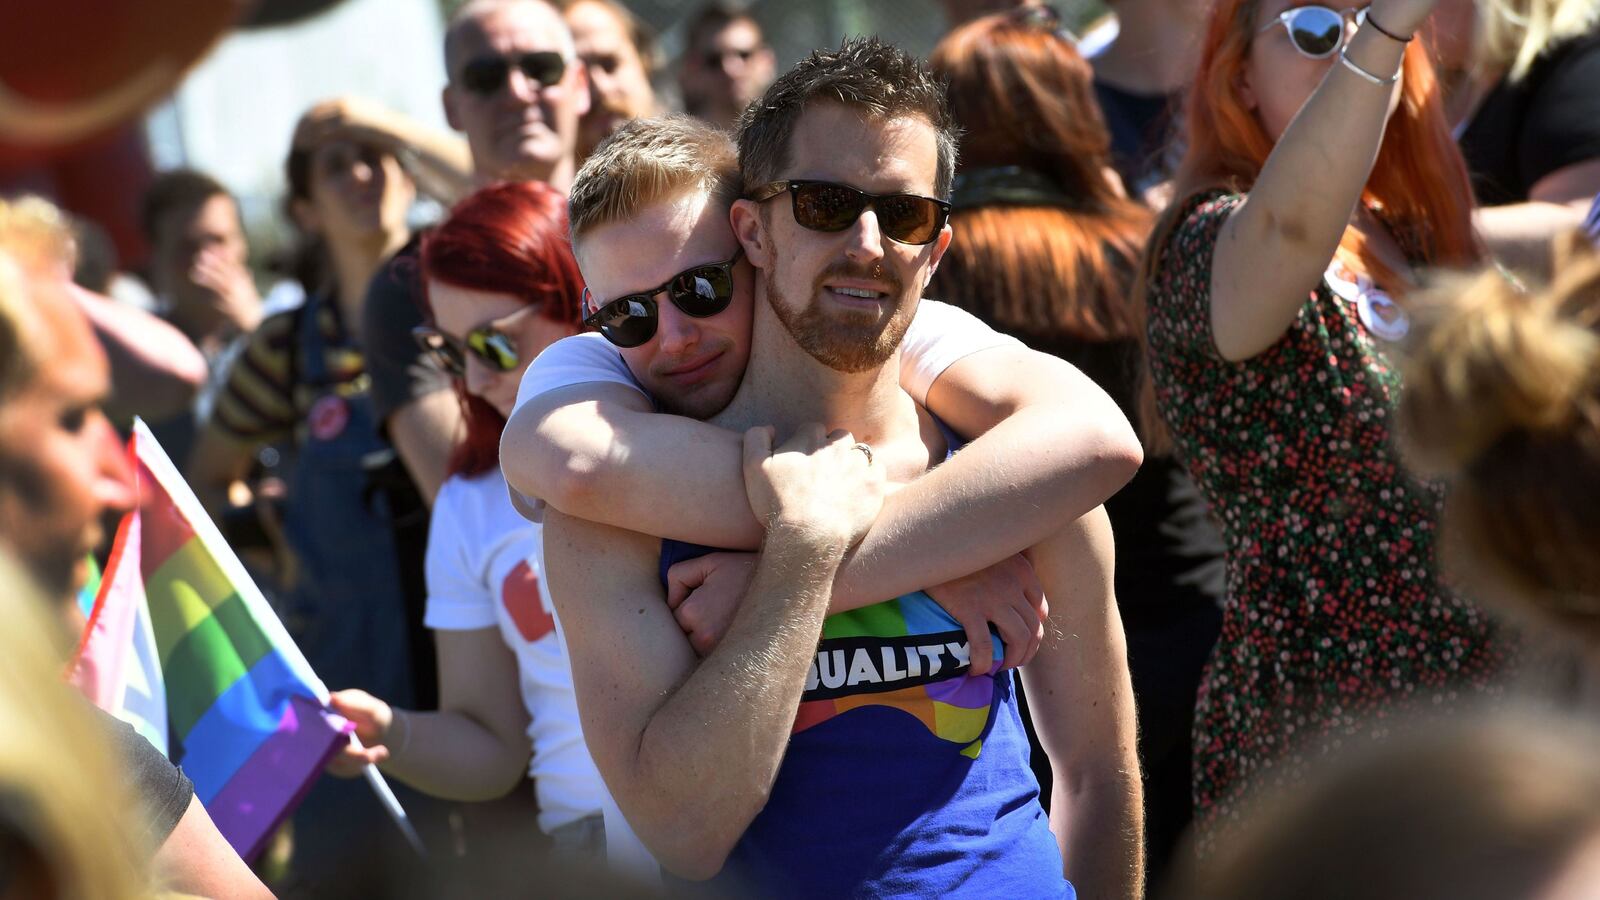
[582,249,743,348]
[457,51,568,98]
[1258,5,1371,59]
[751,180,951,246]
[412,319,524,376]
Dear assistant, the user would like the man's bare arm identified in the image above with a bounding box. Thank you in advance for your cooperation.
[505,346,1140,601]
[542,425,881,879]
[1020,508,1143,900]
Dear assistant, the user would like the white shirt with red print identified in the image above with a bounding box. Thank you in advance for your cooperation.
[424,471,608,834]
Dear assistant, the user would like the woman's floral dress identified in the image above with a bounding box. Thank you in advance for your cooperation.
[1144,191,1510,834]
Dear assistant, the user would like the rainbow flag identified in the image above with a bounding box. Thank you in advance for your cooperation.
[72,420,350,862]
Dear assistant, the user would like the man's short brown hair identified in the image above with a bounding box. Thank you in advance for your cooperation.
[567,114,741,244]
[736,35,960,198]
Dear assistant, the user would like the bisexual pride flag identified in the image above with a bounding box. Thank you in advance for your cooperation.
[72,420,349,862]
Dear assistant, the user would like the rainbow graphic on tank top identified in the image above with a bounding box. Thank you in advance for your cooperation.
[792,590,1001,759]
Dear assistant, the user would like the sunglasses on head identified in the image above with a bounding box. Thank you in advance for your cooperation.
[412,315,528,376]
[751,180,951,246]
[1258,5,1372,58]
[582,249,743,349]
[457,51,567,98]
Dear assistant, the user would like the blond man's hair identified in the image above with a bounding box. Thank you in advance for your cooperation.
[0,196,77,402]
[1476,0,1600,81]
[567,114,740,245]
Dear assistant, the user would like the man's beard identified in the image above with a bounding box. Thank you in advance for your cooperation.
[764,260,915,374]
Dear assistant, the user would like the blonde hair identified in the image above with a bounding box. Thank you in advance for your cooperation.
[0,195,77,402]
[1476,0,1600,81]
[566,114,740,244]
[0,550,150,899]
[1398,235,1600,636]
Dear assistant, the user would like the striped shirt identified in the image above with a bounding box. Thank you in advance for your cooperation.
[209,298,368,446]
[1585,192,1600,245]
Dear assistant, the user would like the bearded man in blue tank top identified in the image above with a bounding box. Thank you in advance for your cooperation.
[528,38,1143,899]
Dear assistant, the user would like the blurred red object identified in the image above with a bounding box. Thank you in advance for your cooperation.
[0,0,253,161]
[0,0,254,269]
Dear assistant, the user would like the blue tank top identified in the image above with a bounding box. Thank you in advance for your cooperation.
[658,421,1074,899]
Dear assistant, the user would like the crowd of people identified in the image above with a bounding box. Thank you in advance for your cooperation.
[3,0,1600,896]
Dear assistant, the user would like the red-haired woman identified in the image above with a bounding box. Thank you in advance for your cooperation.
[928,11,1224,884]
[323,182,610,856]
[1138,0,1510,835]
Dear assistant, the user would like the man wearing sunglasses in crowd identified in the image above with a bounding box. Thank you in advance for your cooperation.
[360,0,591,509]
[503,40,1144,898]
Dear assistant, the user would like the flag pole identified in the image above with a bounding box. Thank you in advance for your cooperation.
[130,419,428,859]
[360,756,426,857]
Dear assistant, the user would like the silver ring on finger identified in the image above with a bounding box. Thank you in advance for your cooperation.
[852,442,873,465]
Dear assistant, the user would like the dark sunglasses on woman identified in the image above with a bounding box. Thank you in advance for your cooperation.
[582,249,743,349]
[412,320,522,376]
[1258,5,1375,58]
[751,180,952,246]
[457,51,567,98]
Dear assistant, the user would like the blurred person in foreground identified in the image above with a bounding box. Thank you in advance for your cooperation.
[1138,0,1509,843]
[531,41,1144,895]
[1169,712,1600,900]
[929,11,1224,889]
[0,549,149,900]
[1429,0,1600,275]
[676,4,774,133]
[324,183,611,858]
[362,0,591,507]
[0,196,270,897]
[563,0,660,164]
[1398,237,1600,662]
[185,100,448,893]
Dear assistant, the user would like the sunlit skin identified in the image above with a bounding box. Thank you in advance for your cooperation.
[745,103,952,373]
[427,280,579,417]
[443,1,591,185]
[0,268,135,603]
[575,189,756,419]
[565,0,656,159]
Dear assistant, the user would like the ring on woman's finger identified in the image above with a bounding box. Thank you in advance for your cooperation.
[852,442,874,465]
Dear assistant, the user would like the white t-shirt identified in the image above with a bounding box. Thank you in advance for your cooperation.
[513,298,1023,416]
[424,471,610,834]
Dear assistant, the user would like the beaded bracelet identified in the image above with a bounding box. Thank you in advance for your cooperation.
[1364,10,1413,43]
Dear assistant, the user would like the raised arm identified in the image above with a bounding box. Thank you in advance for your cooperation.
[1020,506,1143,900]
[1208,0,1429,361]
[541,425,881,879]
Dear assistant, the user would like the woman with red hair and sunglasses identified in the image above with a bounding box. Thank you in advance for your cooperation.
[1138,0,1512,839]
[323,182,612,858]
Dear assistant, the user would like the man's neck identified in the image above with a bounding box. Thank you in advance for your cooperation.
[711,298,912,446]
[1091,0,1205,95]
